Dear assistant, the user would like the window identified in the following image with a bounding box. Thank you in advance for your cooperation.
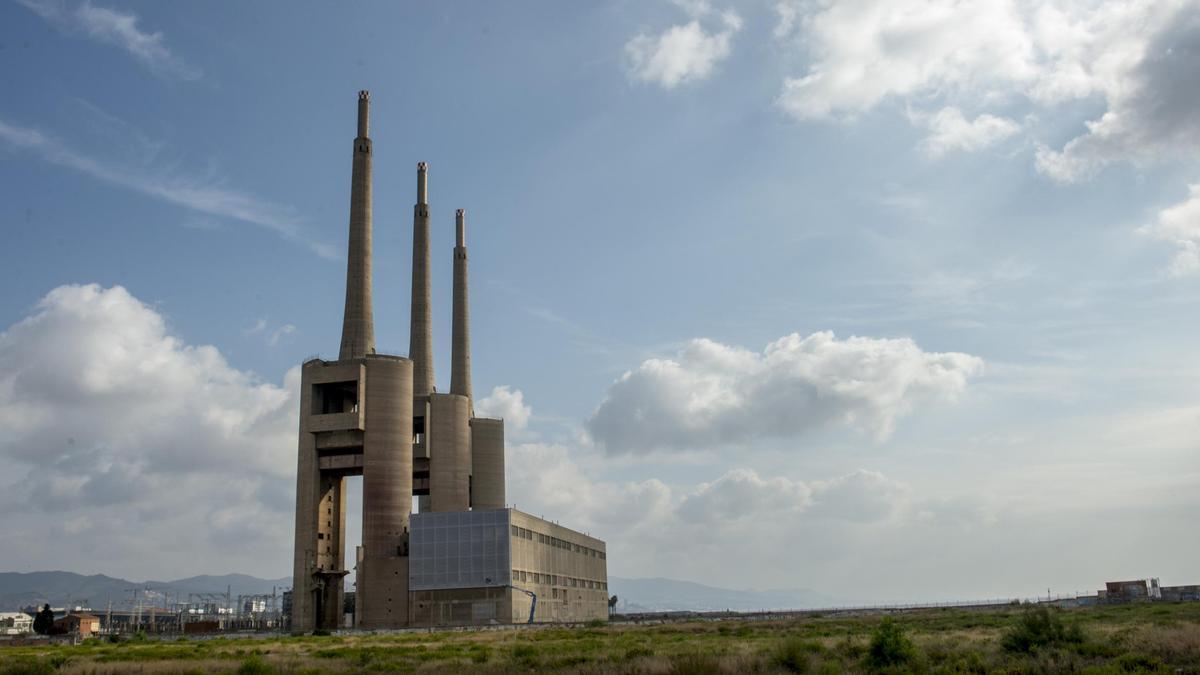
[511,525,519,537]
[312,380,358,415]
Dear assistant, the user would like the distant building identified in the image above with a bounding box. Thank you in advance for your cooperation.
[0,612,33,635]
[1161,585,1200,602]
[1102,578,1161,601]
[54,613,100,637]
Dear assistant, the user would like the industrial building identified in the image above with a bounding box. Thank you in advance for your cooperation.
[291,91,607,632]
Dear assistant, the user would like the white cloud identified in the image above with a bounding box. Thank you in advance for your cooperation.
[0,284,297,577]
[0,118,336,259]
[586,331,983,454]
[918,107,1021,157]
[1139,184,1200,276]
[776,0,1200,178]
[17,0,201,80]
[475,385,533,431]
[625,3,742,89]
[777,0,1036,120]
[1034,5,1200,181]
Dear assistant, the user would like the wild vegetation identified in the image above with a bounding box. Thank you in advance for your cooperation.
[1,602,1197,673]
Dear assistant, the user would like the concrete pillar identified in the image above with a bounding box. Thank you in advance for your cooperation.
[339,90,375,361]
[450,209,472,401]
[409,163,435,398]
[429,393,471,512]
[358,355,413,628]
[470,418,505,509]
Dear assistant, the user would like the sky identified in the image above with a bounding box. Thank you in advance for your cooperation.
[1,0,1198,605]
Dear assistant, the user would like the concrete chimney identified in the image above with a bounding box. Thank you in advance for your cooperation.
[338,90,375,360]
[450,208,472,400]
[409,162,435,396]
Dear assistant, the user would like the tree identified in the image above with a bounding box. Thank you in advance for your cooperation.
[32,604,54,635]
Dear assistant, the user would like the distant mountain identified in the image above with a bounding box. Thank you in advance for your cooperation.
[3,571,830,615]
[609,577,834,613]
[0,571,290,611]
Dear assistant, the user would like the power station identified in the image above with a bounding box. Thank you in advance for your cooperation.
[290,92,608,631]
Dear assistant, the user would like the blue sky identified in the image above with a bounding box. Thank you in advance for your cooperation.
[1,0,1198,604]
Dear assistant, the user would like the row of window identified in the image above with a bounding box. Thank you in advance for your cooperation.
[511,569,607,591]
[510,525,607,560]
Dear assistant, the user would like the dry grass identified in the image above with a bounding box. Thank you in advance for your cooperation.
[1,602,1198,673]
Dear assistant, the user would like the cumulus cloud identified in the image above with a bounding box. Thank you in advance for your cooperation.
[625,2,742,89]
[475,385,533,431]
[504,442,932,591]
[0,284,297,578]
[17,0,201,80]
[1139,184,1200,276]
[777,0,1036,120]
[1035,6,1200,181]
[917,107,1021,157]
[776,0,1200,176]
[586,331,982,454]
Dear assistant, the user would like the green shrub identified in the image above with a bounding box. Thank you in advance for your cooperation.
[775,636,823,673]
[624,645,654,660]
[1001,605,1084,653]
[865,617,917,672]
[236,653,273,675]
[511,643,538,667]
[586,618,606,628]
[1113,652,1169,673]
[468,645,490,663]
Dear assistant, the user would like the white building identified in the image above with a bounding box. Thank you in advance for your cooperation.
[0,612,33,635]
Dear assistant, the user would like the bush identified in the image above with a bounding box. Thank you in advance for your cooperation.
[865,617,917,672]
[1001,605,1084,653]
[1113,652,1169,673]
[468,645,490,663]
[511,643,538,667]
[775,636,823,673]
[236,654,273,675]
[624,645,654,660]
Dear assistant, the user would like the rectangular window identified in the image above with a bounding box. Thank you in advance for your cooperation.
[312,380,358,415]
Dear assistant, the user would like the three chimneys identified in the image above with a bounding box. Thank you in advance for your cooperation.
[339,90,473,403]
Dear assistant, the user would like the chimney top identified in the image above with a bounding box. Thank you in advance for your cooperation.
[358,90,370,100]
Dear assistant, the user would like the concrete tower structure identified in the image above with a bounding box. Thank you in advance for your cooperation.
[292,91,412,632]
[450,209,472,401]
[292,92,603,631]
[409,162,434,398]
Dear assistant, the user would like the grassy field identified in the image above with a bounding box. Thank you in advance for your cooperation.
[1,602,1198,673]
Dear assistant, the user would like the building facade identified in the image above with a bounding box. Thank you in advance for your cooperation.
[408,509,608,625]
[291,92,605,631]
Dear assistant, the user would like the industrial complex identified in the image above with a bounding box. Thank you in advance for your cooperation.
[289,91,608,631]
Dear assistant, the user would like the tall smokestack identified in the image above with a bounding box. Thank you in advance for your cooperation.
[409,163,435,396]
[450,208,472,400]
[338,90,375,360]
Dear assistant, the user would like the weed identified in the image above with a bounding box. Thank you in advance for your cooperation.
[776,636,823,673]
[865,617,917,672]
[624,645,654,660]
[666,652,722,675]
[1002,605,1085,653]
[510,643,538,668]
[237,653,273,675]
